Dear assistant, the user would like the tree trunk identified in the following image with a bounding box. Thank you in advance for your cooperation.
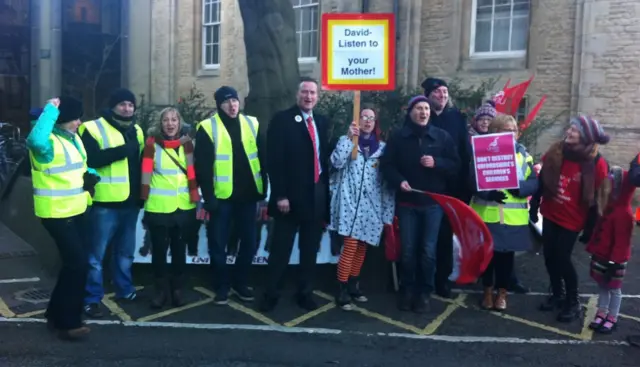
[238,0,300,134]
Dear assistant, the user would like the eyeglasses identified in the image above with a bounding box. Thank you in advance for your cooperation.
[360,116,375,121]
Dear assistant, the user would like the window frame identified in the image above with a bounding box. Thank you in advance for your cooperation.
[202,0,222,69]
[469,0,529,59]
[292,0,320,63]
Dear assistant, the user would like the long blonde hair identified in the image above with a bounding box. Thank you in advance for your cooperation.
[147,107,183,138]
[596,165,623,215]
[488,114,518,134]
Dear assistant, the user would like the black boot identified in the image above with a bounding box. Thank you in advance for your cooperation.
[397,290,412,312]
[347,276,368,303]
[539,283,565,311]
[336,282,353,311]
[150,279,168,309]
[170,276,186,307]
[557,293,581,323]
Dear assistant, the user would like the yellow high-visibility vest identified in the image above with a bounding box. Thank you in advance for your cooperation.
[196,113,263,199]
[471,151,534,226]
[30,134,89,219]
[144,144,196,213]
[78,118,144,202]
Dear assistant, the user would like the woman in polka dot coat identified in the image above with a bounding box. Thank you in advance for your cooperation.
[328,107,395,310]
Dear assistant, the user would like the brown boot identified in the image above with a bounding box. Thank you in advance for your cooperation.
[481,287,494,309]
[58,326,90,341]
[170,276,185,307]
[494,288,508,311]
[150,278,168,309]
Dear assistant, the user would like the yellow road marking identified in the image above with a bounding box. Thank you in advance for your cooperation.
[137,298,214,322]
[0,297,15,318]
[193,287,280,326]
[619,313,640,323]
[432,294,468,308]
[483,307,583,340]
[16,309,46,318]
[423,294,466,335]
[102,295,133,322]
[579,296,598,341]
[313,290,424,334]
[284,302,335,327]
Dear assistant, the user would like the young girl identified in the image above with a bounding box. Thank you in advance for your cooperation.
[586,162,639,334]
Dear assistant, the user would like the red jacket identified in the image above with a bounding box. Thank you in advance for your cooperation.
[585,171,635,264]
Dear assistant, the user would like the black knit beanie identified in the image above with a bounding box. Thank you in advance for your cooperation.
[56,96,84,124]
[108,88,137,110]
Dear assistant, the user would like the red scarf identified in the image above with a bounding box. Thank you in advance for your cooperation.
[140,136,200,203]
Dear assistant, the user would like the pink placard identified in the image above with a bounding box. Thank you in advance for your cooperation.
[471,133,519,191]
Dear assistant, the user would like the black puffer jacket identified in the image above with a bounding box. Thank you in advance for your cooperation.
[380,120,460,207]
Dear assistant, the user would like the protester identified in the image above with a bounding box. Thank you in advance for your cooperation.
[259,77,331,312]
[470,115,537,311]
[26,96,98,340]
[421,77,470,298]
[195,86,267,305]
[79,88,144,318]
[469,101,529,294]
[585,155,640,334]
[328,106,395,310]
[380,95,460,313]
[529,115,609,322]
[141,107,200,309]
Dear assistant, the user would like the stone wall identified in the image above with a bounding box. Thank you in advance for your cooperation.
[125,0,638,165]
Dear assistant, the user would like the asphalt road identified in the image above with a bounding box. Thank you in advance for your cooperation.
[0,323,638,367]
[2,230,640,366]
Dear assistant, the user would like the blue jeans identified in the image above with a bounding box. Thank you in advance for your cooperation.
[84,206,139,304]
[206,201,258,294]
[397,204,444,296]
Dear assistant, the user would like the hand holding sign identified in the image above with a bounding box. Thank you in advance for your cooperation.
[347,121,360,138]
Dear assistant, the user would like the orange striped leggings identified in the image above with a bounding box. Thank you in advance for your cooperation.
[337,237,367,283]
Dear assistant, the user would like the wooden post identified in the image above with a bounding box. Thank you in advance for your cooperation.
[351,90,361,160]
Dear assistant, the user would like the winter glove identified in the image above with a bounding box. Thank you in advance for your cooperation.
[330,231,342,256]
[486,190,507,204]
[82,171,101,197]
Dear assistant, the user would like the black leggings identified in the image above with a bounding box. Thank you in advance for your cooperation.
[542,218,580,297]
[482,251,515,289]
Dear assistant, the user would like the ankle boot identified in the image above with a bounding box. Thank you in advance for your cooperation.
[150,278,168,309]
[481,287,494,310]
[494,288,508,311]
[557,293,581,323]
[540,283,566,311]
[170,276,185,307]
[336,282,353,310]
[348,276,368,302]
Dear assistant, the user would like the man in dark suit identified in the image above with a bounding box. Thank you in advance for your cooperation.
[259,77,331,312]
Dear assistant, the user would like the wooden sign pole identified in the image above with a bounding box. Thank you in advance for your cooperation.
[351,90,361,160]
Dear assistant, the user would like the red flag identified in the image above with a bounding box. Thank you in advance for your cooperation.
[519,95,547,132]
[401,191,491,284]
[493,76,534,116]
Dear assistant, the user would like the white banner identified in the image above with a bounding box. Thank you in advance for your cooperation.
[133,198,340,265]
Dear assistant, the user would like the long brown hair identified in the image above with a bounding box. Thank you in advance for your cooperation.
[595,165,623,215]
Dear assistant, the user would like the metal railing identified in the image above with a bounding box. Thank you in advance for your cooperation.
[0,122,28,199]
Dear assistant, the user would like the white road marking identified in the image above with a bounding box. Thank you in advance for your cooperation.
[0,277,40,284]
[451,289,640,299]
[0,317,629,346]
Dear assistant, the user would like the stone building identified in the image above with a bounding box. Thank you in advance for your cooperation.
[17,0,639,163]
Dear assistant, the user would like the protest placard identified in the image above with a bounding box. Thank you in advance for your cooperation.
[471,132,519,191]
[321,13,395,91]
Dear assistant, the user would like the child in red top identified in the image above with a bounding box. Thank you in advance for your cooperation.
[529,115,610,323]
[586,157,640,334]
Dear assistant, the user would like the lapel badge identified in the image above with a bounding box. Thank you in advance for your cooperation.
[295,115,302,122]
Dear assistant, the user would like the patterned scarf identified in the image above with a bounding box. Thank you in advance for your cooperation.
[140,135,200,203]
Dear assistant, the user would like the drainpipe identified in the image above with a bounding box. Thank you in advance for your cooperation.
[401,0,410,90]
[409,0,422,89]
[361,0,369,13]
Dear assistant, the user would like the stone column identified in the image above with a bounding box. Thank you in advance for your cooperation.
[31,0,62,105]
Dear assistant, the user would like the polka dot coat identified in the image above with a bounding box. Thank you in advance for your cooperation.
[328,135,395,246]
